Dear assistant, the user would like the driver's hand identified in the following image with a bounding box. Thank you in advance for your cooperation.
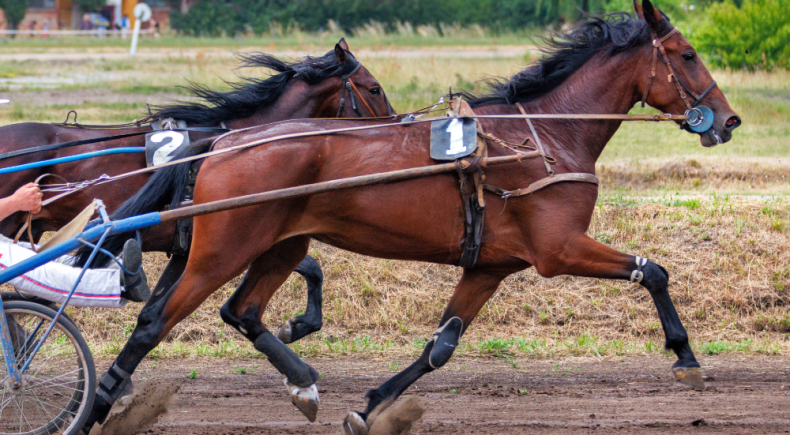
[12,183,42,214]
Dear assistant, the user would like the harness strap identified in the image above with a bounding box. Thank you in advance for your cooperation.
[516,103,554,176]
[483,173,600,199]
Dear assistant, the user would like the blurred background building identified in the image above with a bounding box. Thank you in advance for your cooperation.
[0,0,170,31]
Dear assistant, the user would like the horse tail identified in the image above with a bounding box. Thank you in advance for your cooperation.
[73,138,213,267]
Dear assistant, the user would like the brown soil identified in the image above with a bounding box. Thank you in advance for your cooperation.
[99,354,790,434]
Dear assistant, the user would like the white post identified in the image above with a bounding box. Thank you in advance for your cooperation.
[130,3,152,57]
[130,19,142,56]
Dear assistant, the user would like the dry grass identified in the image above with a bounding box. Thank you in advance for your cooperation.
[7,196,785,359]
[597,156,790,195]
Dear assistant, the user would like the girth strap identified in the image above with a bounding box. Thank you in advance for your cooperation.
[483,173,600,199]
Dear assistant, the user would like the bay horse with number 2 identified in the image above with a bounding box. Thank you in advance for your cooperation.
[1,39,393,345]
[82,2,740,433]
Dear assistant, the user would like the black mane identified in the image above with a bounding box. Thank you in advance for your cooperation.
[152,49,360,125]
[466,13,654,108]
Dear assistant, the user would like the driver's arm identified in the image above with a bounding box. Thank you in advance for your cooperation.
[0,183,42,222]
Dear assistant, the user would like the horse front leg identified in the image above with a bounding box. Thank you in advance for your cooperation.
[343,268,511,435]
[532,233,702,389]
[276,254,324,344]
[81,250,250,433]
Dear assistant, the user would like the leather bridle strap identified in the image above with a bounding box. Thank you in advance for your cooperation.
[641,26,718,110]
[335,60,383,118]
[641,27,679,107]
[347,78,377,117]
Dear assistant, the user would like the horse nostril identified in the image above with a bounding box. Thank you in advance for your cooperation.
[725,115,741,130]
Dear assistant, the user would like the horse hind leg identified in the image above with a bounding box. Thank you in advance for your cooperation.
[219,236,321,422]
[343,268,508,435]
[276,254,324,344]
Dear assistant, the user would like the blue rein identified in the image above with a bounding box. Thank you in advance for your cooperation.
[0,147,145,175]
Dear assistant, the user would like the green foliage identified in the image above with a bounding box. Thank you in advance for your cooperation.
[169,0,642,36]
[0,0,28,30]
[170,0,246,36]
[75,0,106,13]
[692,0,790,70]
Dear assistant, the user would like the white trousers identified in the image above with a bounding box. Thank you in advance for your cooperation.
[0,235,126,308]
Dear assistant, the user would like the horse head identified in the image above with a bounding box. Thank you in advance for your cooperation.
[331,38,396,118]
[634,0,741,147]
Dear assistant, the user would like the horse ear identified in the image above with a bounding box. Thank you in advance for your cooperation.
[334,42,348,63]
[633,0,644,19]
[641,0,665,28]
[338,37,350,51]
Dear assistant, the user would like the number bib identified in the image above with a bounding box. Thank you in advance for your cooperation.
[145,120,190,167]
[429,117,477,161]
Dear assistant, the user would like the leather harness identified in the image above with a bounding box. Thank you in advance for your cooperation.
[449,98,599,268]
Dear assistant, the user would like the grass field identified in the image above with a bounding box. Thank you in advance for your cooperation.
[0,37,787,358]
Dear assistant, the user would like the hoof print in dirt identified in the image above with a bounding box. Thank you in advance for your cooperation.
[673,367,705,391]
[368,396,426,435]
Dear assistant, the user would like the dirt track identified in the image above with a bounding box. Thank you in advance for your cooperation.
[106,354,790,434]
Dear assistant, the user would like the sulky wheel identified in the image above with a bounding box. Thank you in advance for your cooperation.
[0,300,95,435]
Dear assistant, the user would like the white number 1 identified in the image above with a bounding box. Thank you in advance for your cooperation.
[445,119,465,155]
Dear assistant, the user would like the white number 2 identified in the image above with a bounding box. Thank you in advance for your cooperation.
[151,131,185,166]
[445,118,465,155]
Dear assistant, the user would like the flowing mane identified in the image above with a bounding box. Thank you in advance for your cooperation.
[152,49,361,125]
[466,12,654,108]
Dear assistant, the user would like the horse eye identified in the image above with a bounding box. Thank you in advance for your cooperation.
[682,52,696,62]
[369,87,381,95]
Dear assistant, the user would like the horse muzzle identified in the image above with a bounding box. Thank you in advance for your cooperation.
[683,105,741,147]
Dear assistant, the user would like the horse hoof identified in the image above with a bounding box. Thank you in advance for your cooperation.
[673,366,705,391]
[277,320,294,344]
[343,411,369,435]
[284,379,319,422]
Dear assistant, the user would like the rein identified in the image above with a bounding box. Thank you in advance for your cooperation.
[0,126,230,162]
[35,109,693,207]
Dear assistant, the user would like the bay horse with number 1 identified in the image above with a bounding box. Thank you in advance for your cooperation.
[82,2,740,433]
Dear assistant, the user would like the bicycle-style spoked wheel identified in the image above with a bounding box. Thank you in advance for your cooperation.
[0,301,95,435]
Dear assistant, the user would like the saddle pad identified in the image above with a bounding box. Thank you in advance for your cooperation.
[430,117,477,161]
[146,119,191,167]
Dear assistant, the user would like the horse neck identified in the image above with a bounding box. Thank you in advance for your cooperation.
[482,48,646,170]
[225,80,341,129]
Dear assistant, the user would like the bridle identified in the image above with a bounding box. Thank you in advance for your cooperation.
[335,61,393,118]
[640,25,718,134]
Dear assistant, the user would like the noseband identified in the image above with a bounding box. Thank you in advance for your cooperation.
[335,61,392,118]
[640,26,717,133]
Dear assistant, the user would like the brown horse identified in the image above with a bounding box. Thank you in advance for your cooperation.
[2,39,394,344]
[82,2,740,433]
